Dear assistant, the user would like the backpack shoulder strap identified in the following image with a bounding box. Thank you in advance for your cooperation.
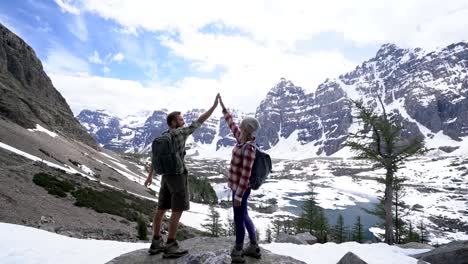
[241,142,259,159]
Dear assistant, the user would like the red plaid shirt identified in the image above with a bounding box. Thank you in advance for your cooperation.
[224,110,256,202]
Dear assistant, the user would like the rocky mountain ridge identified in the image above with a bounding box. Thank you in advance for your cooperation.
[78,42,468,157]
[0,23,97,149]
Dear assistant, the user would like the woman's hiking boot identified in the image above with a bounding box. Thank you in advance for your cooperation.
[163,240,189,258]
[148,236,165,255]
[243,242,262,259]
[230,247,245,263]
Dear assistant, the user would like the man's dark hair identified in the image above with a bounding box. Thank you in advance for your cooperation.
[167,111,181,127]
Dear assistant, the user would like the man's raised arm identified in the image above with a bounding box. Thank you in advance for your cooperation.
[197,93,220,124]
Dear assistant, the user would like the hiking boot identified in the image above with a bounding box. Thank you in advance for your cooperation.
[163,240,188,258]
[230,247,245,263]
[148,237,165,255]
[243,242,261,259]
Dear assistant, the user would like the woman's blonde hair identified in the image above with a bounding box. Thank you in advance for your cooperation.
[240,117,260,143]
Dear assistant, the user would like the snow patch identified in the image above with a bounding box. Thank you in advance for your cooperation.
[28,124,58,138]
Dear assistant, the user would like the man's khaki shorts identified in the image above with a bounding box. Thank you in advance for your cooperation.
[157,171,189,211]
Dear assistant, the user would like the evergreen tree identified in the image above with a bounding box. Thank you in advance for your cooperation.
[201,204,224,237]
[282,216,294,235]
[272,218,282,239]
[352,216,365,243]
[137,214,148,240]
[419,220,428,244]
[346,97,427,245]
[266,225,273,243]
[393,174,410,244]
[223,212,235,237]
[333,214,347,243]
[315,208,329,243]
[297,182,319,233]
[405,221,420,243]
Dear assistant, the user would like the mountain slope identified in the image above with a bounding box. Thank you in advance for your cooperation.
[0,23,97,148]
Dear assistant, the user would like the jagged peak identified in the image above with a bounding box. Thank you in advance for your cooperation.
[269,78,305,96]
[77,109,113,118]
[376,43,402,56]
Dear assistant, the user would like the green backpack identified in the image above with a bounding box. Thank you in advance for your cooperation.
[151,132,184,175]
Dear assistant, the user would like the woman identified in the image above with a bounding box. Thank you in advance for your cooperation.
[218,95,262,263]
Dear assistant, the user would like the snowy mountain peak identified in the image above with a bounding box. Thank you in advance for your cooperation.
[270,78,305,97]
[78,41,468,158]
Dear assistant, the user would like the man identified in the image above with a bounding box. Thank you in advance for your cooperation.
[144,94,219,258]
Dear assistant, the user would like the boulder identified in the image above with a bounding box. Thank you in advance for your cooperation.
[398,242,434,250]
[294,232,317,245]
[412,240,468,264]
[106,236,306,264]
[336,252,368,264]
[275,233,305,245]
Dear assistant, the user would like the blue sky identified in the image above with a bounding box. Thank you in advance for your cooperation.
[0,0,467,116]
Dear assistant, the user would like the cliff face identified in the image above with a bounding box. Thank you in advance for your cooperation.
[0,23,97,148]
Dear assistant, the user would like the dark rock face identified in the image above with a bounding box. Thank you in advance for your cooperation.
[184,109,218,145]
[255,78,352,155]
[106,236,306,264]
[412,240,468,264]
[0,23,97,148]
[336,252,368,264]
[335,42,468,142]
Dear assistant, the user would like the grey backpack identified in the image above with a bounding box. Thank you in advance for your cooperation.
[151,132,184,175]
[242,143,272,190]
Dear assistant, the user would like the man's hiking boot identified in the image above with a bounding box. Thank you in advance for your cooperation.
[244,242,261,259]
[230,247,245,263]
[148,237,165,255]
[163,240,189,258]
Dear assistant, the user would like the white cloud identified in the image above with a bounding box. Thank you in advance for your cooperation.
[76,0,468,49]
[88,50,103,64]
[47,0,468,115]
[69,15,88,42]
[44,47,90,75]
[102,67,110,73]
[48,73,217,117]
[54,0,80,15]
[112,52,125,63]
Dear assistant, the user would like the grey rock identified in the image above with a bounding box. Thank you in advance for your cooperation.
[275,233,307,245]
[106,236,306,264]
[0,23,97,149]
[336,252,368,264]
[294,232,317,245]
[397,242,434,250]
[412,240,468,264]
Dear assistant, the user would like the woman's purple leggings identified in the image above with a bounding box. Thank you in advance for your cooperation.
[233,188,256,246]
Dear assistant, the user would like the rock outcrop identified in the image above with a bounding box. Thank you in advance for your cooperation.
[106,237,306,264]
[336,252,368,264]
[0,23,97,148]
[412,240,468,264]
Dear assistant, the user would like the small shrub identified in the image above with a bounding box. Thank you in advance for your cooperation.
[137,215,148,240]
[68,159,81,167]
[108,177,119,182]
[189,176,218,204]
[71,187,156,222]
[33,173,75,198]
